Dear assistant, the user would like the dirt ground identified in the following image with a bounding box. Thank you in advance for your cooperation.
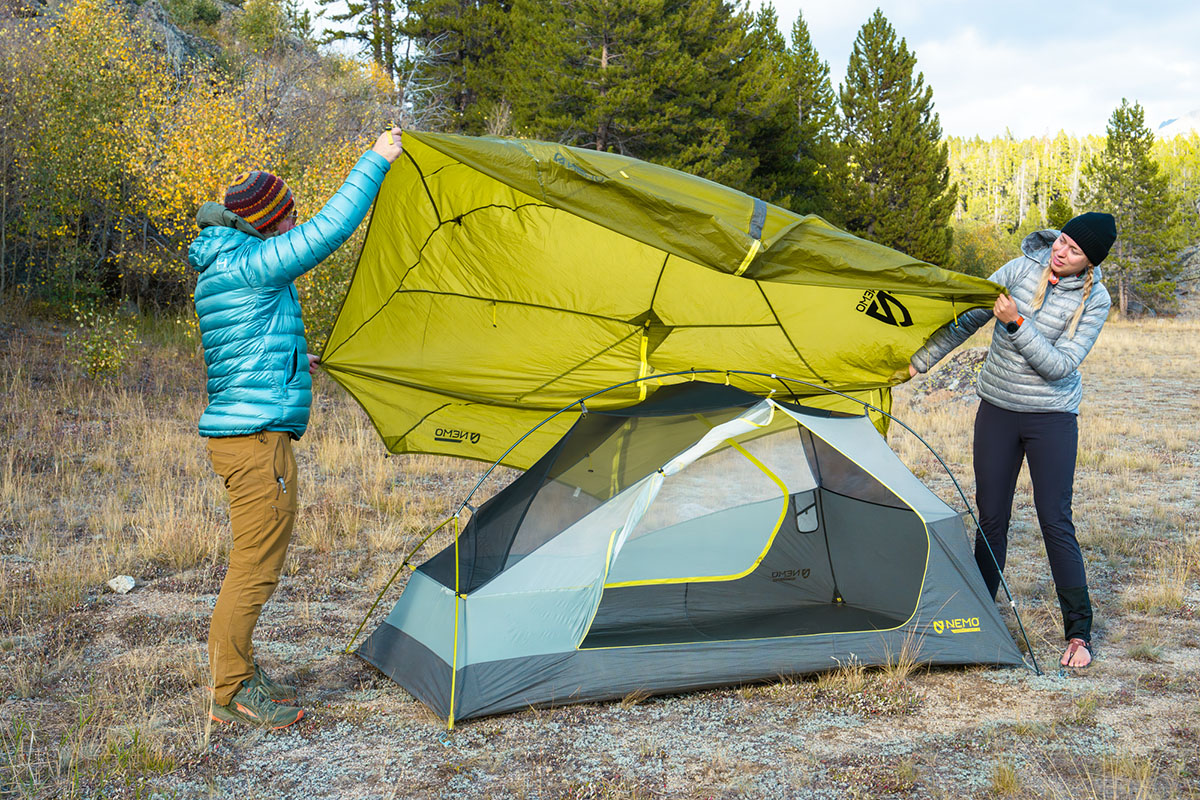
[1,304,1199,799]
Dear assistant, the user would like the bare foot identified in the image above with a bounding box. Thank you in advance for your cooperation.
[1060,637,1092,668]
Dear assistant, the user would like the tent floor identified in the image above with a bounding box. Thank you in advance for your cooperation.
[579,603,908,649]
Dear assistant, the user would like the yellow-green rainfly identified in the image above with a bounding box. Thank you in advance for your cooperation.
[321,131,1002,469]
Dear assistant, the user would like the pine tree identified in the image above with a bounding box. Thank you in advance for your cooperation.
[1083,99,1186,314]
[503,0,668,151]
[318,0,401,83]
[1046,195,1074,230]
[723,4,801,206]
[784,8,838,218]
[1153,132,1200,244]
[836,9,955,264]
[501,0,773,194]
[398,0,513,133]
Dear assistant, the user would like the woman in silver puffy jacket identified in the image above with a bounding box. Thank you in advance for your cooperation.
[908,212,1117,670]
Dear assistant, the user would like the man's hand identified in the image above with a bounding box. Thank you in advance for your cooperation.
[372,127,403,164]
[908,363,918,378]
[993,293,1020,324]
[308,353,320,375]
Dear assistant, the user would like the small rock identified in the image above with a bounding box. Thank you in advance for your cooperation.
[107,575,136,594]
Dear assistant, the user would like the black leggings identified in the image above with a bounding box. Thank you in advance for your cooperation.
[972,400,1092,641]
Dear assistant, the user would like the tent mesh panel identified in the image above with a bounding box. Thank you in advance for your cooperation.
[419,383,759,592]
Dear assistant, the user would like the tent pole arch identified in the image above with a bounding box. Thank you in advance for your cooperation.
[347,368,1041,677]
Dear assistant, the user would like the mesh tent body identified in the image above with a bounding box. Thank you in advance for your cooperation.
[320,132,1002,470]
[358,383,1023,721]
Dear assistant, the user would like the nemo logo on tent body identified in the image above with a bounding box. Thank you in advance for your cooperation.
[434,428,481,445]
[771,568,810,582]
[857,290,913,327]
[932,617,981,634]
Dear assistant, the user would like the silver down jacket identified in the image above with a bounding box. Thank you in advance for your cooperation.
[910,230,1111,415]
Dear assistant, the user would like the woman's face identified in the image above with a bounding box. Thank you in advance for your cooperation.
[1050,233,1091,277]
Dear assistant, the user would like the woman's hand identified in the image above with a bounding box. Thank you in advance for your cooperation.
[891,362,918,383]
[308,353,320,375]
[993,293,1020,324]
[372,126,403,164]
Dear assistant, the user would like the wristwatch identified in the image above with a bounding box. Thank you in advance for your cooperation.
[1004,315,1024,334]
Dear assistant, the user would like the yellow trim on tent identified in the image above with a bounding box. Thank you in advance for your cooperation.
[580,406,933,651]
[602,438,789,588]
[780,405,933,637]
[636,323,650,402]
[734,239,762,276]
[573,528,622,651]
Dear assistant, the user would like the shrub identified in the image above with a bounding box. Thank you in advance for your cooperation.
[949,221,1010,278]
[66,303,140,380]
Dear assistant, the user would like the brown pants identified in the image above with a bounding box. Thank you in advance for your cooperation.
[206,431,297,705]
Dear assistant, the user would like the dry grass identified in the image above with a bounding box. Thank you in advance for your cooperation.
[618,689,652,709]
[1123,548,1191,614]
[1035,746,1199,800]
[881,627,928,683]
[0,305,497,796]
[816,656,867,694]
[988,756,1021,796]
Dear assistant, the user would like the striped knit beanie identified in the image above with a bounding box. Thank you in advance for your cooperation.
[223,171,294,233]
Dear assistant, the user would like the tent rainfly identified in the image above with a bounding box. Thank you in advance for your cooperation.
[319,131,1003,471]
[356,382,1025,722]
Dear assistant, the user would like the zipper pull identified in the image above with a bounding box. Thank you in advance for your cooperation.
[277,477,287,494]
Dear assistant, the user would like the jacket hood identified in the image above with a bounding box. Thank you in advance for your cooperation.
[1020,229,1103,287]
[190,202,266,273]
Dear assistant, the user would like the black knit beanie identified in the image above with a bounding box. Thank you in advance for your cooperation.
[1060,212,1117,266]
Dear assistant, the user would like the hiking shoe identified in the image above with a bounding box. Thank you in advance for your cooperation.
[211,682,304,729]
[247,663,298,704]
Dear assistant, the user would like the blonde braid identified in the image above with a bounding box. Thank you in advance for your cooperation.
[1030,265,1053,310]
[1066,268,1093,339]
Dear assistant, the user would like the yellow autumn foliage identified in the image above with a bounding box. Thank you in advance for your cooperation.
[1,0,401,317]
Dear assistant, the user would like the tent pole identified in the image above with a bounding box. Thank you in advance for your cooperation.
[448,513,462,730]
[343,515,456,654]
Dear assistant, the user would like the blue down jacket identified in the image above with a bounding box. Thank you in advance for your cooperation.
[190,150,389,438]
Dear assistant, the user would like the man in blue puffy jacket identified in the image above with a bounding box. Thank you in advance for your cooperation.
[190,128,402,728]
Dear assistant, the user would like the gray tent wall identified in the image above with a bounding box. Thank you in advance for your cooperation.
[359,391,1024,721]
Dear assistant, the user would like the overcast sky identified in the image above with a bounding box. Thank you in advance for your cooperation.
[768,0,1200,138]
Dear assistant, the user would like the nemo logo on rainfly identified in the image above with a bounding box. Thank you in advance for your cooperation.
[856,289,913,327]
[933,617,981,635]
[434,427,481,445]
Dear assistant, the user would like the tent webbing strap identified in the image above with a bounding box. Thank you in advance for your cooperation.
[448,513,462,730]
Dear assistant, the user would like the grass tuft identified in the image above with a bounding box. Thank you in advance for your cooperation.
[989,757,1021,795]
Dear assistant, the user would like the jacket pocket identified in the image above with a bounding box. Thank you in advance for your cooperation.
[284,346,299,385]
